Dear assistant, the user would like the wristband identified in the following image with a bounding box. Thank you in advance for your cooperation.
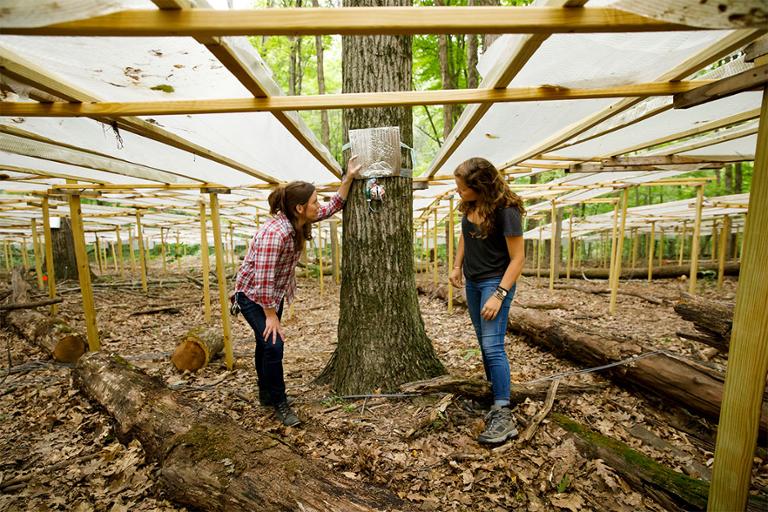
[495,286,508,298]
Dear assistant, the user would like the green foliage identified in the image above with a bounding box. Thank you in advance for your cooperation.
[150,84,175,93]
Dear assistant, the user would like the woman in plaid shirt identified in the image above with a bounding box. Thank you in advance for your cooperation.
[235,158,360,427]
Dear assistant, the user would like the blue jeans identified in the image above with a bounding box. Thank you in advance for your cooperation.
[465,277,515,406]
[236,292,286,405]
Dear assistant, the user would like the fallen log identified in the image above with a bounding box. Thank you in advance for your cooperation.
[553,284,668,306]
[417,282,768,438]
[0,297,63,311]
[523,261,739,280]
[5,269,87,363]
[75,352,406,511]
[400,374,605,404]
[551,413,768,512]
[171,327,224,372]
[674,293,733,352]
[131,305,181,316]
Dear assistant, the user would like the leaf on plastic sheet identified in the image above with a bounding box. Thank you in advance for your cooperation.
[549,493,584,511]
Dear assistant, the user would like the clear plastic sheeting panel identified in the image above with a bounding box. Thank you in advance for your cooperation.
[0,0,147,28]
[349,127,402,179]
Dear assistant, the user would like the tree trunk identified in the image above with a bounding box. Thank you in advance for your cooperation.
[674,293,733,352]
[6,268,86,363]
[466,9,479,90]
[322,0,445,394]
[522,260,740,280]
[735,161,743,193]
[436,0,453,140]
[75,352,407,512]
[50,217,81,281]
[171,327,224,372]
[478,0,501,51]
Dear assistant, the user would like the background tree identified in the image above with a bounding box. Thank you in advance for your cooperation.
[318,0,445,394]
[49,217,82,281]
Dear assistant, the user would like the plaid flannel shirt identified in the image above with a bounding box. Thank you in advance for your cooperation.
[235,193,345,310]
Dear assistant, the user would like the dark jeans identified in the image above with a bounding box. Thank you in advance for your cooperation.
[236,292,286,405]
[465,277,515,405]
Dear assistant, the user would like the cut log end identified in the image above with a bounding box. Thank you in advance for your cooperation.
[53,334,88,363]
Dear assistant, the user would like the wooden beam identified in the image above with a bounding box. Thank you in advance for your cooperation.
[2,7,700,37]
[709,84,768,511]
[30,218,44,290]
[647,221,655,283]
[501,30,763,169]
[0,81,712,117]
[135,213,148,292]
[0,47,281,184]
[68,191,100,351]
[673,63,768,109]
[689,185,705,294]
[744,35,768,63]
[41,197,57,315]
[209,193,233,370]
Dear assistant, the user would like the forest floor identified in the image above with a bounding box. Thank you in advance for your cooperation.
[1,259,766,511]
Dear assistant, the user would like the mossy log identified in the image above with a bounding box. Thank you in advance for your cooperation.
[417,282,768,438]
[400,374,605,405]
[523,261,739,280]
[674,293,733,352]
[75,352,408,512]
[5,269,86,363]
[171,327,224,372]
[551,413,768,512]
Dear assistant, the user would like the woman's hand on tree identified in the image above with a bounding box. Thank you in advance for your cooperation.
[481,296,502,320]
[263,312,285,344]
[346,154,362,181]
[449,267,463,288]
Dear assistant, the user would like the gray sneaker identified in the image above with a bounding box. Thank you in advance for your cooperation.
[275,401,301,427]
[478,406,518,444]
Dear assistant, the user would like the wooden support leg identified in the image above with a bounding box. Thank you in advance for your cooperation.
[609,189,629,315]
[176,230,182,272]
[647,221,656,283]
[20,236,29,271]
[708,85,768,512]
[31,218,44,289]
[94,236,103,274]
[448,196,455,314]
[128,228,137,275]
[209,193,233,371]
[135,213,148,292]
[432,208,438,286]
[689,185,704,294]
[160,227,167,275]
[68,193,99,351]
[41,197,57,315]
[317,223,324,295]
[199,201,212,324]
[566,209,573,281]
[549,200,557,291]
[116,227,124,277]
[717,215,730,290]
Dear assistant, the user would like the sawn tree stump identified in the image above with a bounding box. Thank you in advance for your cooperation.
[171,327,224,372]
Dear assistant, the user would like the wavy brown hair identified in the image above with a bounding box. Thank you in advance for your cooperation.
[268,181,315,250]
[454,157,525,238]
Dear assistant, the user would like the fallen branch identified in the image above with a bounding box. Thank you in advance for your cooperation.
[130,305,181,316]
[0,297,63,311]
[520,380,559,443]
[553,284,668,306]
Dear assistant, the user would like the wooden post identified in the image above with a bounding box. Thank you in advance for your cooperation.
[711,220,718,263]
[331,220,340,285]
[128,228,137,275]
[609,189,629,315]
[566,210,573,281]
[228,223,235,271]
[31,218,44,289]
[717,215,731,290]
[448,196,454,314]
[678,221,687,265]
[209,193,233,371]
[110,241,118,272]
[94,236,103,273]
[41,196,57,315]
[708,84,768,512]
[20,236,29,271]
[317,223,324,295]
[3,240,9,272]
[657,227,664,268]
[689,185,704,294]
[630,228,638,270]
[176,230,182,272]
[160,227,167,274]
[647,221,656,283]
[433,208,438,285]
[199,201,212,324]
[302,240,309,278]
[67,192,99,351]
[135,213,148,292]
[549,200,557,291]
[422,220,428,275]
[536,225,543,283]
[115,227,124,277]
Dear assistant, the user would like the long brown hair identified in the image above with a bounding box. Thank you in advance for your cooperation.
[268,181,315,250]
[454,157,525,238]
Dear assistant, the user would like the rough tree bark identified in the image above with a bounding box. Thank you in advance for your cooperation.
[75,352,407,512]
[50,217,81,281]
[171,327,224,372]
[674,292,733,352]
[319,0,445,394]
[312,0,331,150]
